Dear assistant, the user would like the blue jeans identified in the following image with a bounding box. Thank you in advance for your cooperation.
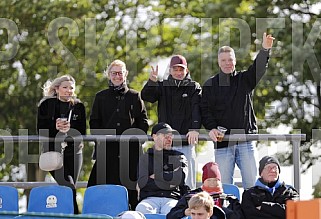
[135,197,178,214]
[172,145,196,189]
[215,141,257,189]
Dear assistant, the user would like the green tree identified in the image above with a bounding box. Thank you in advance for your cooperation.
[1,0,321,197]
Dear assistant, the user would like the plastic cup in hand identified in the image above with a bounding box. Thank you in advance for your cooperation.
[217,126,227,142]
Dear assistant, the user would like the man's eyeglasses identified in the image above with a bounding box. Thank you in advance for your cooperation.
[264,165,279,172]
[110,71,125,77]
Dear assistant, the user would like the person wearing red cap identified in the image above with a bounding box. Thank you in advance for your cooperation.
[167,162,243,219]
[141,54,202,190]
[200,33,275,189]
[241,156,299,219]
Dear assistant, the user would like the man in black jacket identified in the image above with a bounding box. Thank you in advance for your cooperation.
[136,123,189,215]
[141,55,202,189]
[241,156,299,219]
[200,33,275,189]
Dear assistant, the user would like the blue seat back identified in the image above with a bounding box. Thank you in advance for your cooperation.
[82,185,128,217]
[0,186,19,212]
[27,185,73,214]
[222,183,240,200]
[144,214,166,219]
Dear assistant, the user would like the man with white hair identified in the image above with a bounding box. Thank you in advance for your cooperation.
[241,156,299,219]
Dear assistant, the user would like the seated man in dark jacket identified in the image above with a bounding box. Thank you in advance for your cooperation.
[241,156,299,219]
[136,122,189,215]
[167,162,243,219]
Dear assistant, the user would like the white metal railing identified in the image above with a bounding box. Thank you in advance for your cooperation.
[0,134,306,190]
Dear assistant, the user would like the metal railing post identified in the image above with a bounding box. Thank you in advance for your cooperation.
[292,139,301,191]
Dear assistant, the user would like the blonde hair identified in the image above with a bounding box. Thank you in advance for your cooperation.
[104,59,127,76]
[40,75,77,104]
[188,192,214,213]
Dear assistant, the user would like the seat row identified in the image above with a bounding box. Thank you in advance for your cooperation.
[0,183,240,218]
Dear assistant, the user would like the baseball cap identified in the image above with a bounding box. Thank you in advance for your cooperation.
[151,122,177,135]
[170,55,188,69]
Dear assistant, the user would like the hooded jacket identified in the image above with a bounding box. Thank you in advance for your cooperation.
[141,74,202,145]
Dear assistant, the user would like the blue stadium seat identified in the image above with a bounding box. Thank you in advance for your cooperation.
[222,183,240,200]
[27,185,74,214]
[0,186,19,218]
[144,214,166,219]
[82,185,129,217]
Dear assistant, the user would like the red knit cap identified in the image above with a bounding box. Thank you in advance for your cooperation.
[202,162,221,183]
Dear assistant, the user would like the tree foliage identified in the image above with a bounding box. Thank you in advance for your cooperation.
[1,0,321,194]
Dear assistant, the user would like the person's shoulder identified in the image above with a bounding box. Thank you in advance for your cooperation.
[170,149,185,156]
[73,100,85,108]
[95,88,110,97]
[243,185,262,193]
[38,97,56,107]
[280,183,299,194]
[203,75,217,86]
[187,79,201,88]
[127,88,140,95]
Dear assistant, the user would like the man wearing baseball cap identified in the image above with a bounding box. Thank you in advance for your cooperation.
[136,122,189,215]
[167,162,243,219]
[141,54,202,190]
[241,156,299,219]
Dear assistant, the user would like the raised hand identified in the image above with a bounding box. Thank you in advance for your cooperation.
[262,32,275,50]
[150,65,158,82]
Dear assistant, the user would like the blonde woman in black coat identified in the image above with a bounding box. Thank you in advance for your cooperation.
[37,75,86,214]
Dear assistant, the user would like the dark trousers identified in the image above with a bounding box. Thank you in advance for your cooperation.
[50,152,82,214]
[87,141,141,209]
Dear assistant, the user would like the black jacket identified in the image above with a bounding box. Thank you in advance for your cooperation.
[88,85,148,209]
[37,97,86,155]
[241,182,299,219]
[90,86,148,135]
[90,85,149,156]
[167,188,244,219]
[137,147,189,201]
[141,75,202,144]
[200,49,270,148]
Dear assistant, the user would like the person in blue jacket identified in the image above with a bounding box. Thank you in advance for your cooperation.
[241,156,299,219]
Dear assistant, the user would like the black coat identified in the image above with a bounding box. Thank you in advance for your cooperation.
[88,85,148,184]
[200,49,270,148]
[141,75,201,145]
[37,97,86,155]
[137,147,189,201]
[88,85,148,209]
[241,183,299,219]
[167,188,244,219]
